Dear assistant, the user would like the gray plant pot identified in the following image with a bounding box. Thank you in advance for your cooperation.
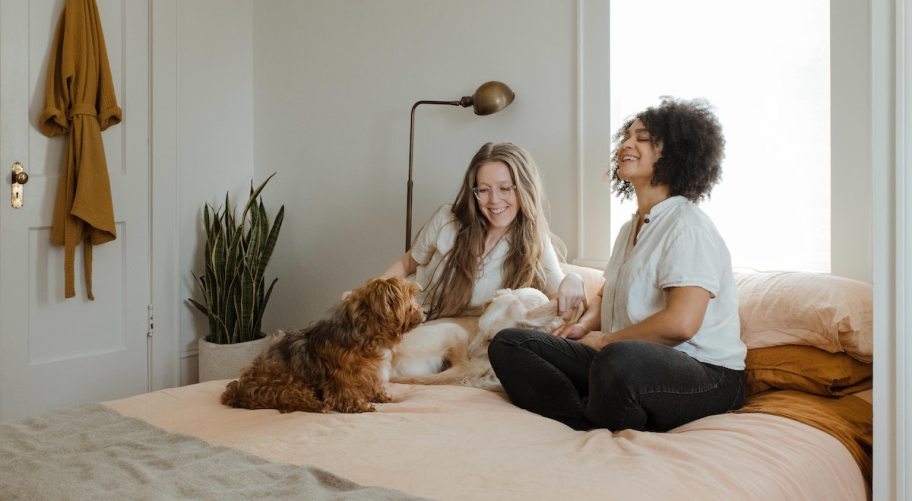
[198,333,273,382]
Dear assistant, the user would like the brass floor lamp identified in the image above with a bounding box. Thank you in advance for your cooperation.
[405,81,515,251]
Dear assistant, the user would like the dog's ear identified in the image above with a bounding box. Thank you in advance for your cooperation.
[522,299,561,331]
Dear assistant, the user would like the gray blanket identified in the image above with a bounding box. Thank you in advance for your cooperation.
[0,403,429,501]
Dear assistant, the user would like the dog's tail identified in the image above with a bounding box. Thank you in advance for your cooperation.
[391,363,503,392]
[389,363,473,386]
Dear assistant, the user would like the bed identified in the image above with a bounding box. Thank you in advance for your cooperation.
[0,267,873,501]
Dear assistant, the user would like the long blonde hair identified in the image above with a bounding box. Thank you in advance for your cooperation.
[422,142,556,319]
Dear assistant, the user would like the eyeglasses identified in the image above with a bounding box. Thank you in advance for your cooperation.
[473,185,517,201]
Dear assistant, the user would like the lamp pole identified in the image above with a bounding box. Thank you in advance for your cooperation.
[406,100,463,251]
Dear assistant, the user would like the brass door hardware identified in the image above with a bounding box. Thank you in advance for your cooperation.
[11,162,28,208]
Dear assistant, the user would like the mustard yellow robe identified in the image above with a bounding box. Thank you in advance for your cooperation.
[39,0,122,300]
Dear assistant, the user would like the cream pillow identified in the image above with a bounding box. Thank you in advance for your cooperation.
[560,263,606,304]
[735,271,873,362]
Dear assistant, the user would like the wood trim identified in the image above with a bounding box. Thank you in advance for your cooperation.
[871,0,906,498]
[576,0,613,264]
[893,0,910,496]
[150,0,180,390]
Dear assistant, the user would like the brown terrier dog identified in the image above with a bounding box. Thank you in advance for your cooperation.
[222,276,425,413]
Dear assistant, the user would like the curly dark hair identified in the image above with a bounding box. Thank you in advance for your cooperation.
[610,97,725,202]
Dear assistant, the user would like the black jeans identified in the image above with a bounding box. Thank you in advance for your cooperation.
[488,328,746,432]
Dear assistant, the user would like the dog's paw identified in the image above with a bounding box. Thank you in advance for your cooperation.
[334,400,376,413]
[352,401,376,413]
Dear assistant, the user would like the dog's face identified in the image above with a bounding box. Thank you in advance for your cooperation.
[344,276,425,348]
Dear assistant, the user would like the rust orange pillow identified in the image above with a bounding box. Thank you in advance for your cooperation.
[745,345,872,396]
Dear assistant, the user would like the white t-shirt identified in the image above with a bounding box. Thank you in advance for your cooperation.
[600,196,746,370]
[410,204,564,314]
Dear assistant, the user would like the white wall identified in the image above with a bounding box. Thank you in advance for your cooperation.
[176,0,255,384]
[252,0,580,331]
[831,0,873,283]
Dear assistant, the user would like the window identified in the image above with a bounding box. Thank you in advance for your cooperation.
[609,0,830,272]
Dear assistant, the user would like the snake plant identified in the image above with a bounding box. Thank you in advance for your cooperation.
[188,173,285,344]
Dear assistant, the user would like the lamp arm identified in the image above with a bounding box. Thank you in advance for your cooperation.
[405,99,467,251]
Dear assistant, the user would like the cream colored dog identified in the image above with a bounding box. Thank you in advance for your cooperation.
[389,288,569,391]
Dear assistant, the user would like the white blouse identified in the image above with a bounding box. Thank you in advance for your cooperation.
[410,204,564,314]
[600,196,746,370]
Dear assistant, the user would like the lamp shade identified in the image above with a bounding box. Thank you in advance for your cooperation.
[466,81,515,116]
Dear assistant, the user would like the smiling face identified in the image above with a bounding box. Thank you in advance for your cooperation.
[616,118,662,187]
[474,161,519,231]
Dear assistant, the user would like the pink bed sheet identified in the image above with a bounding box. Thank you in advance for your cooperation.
[107,380,866,501]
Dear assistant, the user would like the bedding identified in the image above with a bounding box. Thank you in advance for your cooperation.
[0,364,873,501]
[737,389,872,485]
[77,380,869,501]
[0,403,424,501]
[0,382,870,500]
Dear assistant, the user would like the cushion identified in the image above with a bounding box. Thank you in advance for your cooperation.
[735,271,872,362]
[745,345,872,396]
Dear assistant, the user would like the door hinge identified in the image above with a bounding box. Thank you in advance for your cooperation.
[147,304,154,338]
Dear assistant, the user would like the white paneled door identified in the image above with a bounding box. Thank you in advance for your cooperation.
[0,0,151,421]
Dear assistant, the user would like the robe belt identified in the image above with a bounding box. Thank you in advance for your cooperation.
[67,103,97,120]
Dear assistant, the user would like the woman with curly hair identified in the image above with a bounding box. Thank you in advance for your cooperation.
[378,142,585,320]
[489,98,746,431]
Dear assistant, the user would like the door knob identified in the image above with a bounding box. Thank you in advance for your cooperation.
[11,162,27,208]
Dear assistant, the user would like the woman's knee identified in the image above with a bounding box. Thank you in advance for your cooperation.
[592,340,649,373]
[588,340,671,394]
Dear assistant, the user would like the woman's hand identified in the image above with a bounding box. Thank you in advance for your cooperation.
[577,331,610,351]
[553,323,588,340]
[557,272,586,319]
[382,252,419,279]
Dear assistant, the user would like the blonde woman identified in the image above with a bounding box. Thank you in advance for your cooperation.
[382,142,584,320]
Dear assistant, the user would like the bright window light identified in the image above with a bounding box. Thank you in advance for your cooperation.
[609,0,830,272]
